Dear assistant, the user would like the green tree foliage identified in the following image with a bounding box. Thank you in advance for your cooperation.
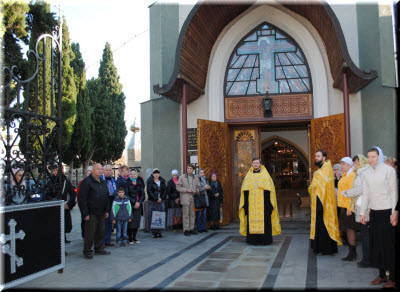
[18,1,58,157]
[92,42,127,163]
[1,0,30,72]
[60,18,77,151]
[1,0,30,105]
[24,0,57,116]
[17,4,77,161]
[84,77,99,165]
[3,2,128,169]
[64,42,94,170]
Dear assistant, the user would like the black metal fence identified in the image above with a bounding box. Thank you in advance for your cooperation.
[1,19,63,205]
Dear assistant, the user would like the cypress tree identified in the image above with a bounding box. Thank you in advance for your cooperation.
[60,18,77,152]
[83,77,99,168]
[93,42,127,163]
[64,42,94,173]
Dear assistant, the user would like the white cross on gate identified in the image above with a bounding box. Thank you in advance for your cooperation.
[0,219,25,274]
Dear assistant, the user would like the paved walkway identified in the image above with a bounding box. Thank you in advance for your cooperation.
[18,208,381,290]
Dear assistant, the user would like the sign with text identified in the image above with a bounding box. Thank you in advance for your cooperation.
[190,155,198,164]
[188,128,197,151]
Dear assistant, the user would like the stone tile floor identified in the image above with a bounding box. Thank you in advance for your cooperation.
[166,236,284,289]
[17,208,383,290]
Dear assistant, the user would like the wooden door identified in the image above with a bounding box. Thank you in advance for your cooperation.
[310,113,346,176]
[197,119,232,225]
[231,127,260,221]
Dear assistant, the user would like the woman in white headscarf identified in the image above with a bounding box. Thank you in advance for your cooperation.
[337,157,358,261]
[360,147,398,288]
[6,168,27,205]
[166,170,183,231]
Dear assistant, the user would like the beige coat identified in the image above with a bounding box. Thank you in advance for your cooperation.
[360,163,398,216]
[345,166,369,222]
[176,174,201,206]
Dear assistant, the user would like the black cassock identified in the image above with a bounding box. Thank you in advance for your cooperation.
[310,196,338,255]
[243,169,274,245]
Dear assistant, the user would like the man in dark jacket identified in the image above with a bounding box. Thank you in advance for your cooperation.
[78,163,111,259]
[45,165,76,246]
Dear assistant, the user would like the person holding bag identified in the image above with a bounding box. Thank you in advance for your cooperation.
[176,164,201,236]
[207,172,223,230]
[166,170,183,231]
[146,168,167,238]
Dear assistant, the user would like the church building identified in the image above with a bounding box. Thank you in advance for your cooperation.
[141,0,398,225]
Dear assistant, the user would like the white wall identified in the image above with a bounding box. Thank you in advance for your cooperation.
[178,2,197,30]
[187,93,209,128]
[261,130,309,159]
[330,4,360,67]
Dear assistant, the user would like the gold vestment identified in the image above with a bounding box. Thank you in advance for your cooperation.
[239,165,281,236]
[308,160,342,245]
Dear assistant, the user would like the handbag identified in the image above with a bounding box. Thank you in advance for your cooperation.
[150,211,166,229]
[173,207,182,225]
[194,193,207,210]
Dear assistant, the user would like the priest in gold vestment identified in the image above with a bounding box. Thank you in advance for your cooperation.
[308,150,342,255]
[239,158,281,245]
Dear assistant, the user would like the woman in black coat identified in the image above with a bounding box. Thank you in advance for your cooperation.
[45,165,76,242]
[136,169,145,188]
[126,169,144,244]
[166,170,182,230]
[207,172,223,230]
[146,169,167,238]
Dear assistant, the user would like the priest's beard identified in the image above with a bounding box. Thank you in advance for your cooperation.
[314,160,324,168]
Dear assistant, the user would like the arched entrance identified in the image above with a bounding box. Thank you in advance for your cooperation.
[261,136,310,221]
[261,136,309,187]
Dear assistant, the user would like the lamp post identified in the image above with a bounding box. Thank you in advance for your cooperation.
[262,90,273,118]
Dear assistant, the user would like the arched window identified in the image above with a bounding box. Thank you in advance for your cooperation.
[225,22,312,96]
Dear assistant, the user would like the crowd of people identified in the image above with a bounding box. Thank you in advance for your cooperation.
[309,147,398,288]
[75,163,223,259]
[3,145,398,288]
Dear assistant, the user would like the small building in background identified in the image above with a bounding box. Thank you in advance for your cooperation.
[127,120,141,168]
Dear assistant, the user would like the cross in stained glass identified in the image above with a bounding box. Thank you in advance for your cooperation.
[225,22,312,96]
[238,36,296,93]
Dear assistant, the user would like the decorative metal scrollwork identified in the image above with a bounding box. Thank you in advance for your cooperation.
[1,17,63,206]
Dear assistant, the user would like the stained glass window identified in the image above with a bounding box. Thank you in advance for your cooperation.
[225,22,312,96]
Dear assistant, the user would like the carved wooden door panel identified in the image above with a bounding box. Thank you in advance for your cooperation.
[310,113,345,176]
[231,127,260,221]
[197,119,232,225]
